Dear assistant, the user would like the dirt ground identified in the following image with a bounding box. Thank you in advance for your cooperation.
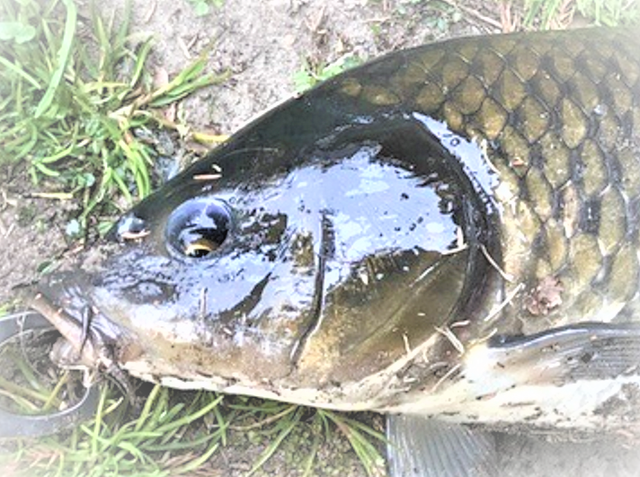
[1,0,640,476]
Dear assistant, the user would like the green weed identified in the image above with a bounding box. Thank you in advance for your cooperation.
[1,386,228,476]
[424,2,462,35]
[316,410,387,476]
[0,327,228,476]
[227,398,387,477]
[419,0,463,34]
[575,0,640,25]
[1,365,386,477]
[0,0,226,238]
[523,0,640,28]
[293,54,363,94]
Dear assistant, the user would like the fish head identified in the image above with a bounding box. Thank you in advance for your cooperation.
[27,114,497,408]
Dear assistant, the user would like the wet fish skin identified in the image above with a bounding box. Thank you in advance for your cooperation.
[24,28,640,436]
[329,27,640,337]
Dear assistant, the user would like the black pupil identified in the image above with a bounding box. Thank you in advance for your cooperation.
[167,199,231,258]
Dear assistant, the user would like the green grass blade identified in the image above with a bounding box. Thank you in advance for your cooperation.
[129,38,154,88]
[246,407,302,477]
[34,0,77,117]
[0,56,41,87]
[174,439,220,474]
[154,394,224,434]
[134,384,163,432]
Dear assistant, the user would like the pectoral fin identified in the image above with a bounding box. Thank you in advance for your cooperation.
[386,415,498,477]
[466,323,640,388]
[456,323,640,431]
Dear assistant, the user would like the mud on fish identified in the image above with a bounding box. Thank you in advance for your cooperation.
[2,27,640,477]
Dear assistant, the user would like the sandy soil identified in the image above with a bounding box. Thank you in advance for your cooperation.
[1,0,640,476]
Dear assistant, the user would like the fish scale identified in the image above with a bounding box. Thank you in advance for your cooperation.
[332,28,640,336]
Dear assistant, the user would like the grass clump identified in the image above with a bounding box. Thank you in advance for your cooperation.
[226,398,387,477]
[1,385,229,477]
[574,0,640,25]
[0,0,225,237]
[0,325,228,476]
[522,0,640,28]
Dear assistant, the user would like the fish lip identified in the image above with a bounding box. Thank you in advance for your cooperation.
[18,273,125,374]
[20,284,142,408]
[26,291,104,370]
[28,285,146,406]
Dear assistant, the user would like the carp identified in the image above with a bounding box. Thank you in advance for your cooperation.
[2,27,640,476]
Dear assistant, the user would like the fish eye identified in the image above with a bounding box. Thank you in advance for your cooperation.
[165,198,232,259]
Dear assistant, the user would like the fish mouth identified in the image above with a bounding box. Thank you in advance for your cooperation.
[28,291,104,370]
[0,273,118,438]
[19,272,133,385]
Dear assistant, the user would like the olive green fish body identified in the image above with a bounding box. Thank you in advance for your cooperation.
[22,28,640,437]
[326,27,640,340]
